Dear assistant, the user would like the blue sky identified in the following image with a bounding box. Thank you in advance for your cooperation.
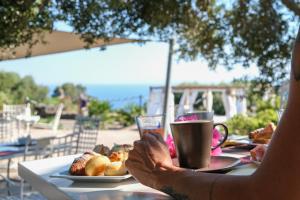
[0,22,260,87]
[0,41,260,86]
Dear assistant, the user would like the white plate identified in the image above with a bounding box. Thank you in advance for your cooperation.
[51,170,132,183]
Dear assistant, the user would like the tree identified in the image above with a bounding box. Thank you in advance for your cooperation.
[0,71,48,105]
[0,0,299,90]
[52,83,86,103]
[13,75,49,103]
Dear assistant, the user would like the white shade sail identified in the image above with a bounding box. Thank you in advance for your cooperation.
[0,30,138,60]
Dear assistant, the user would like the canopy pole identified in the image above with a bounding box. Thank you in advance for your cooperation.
[162,39,174,139]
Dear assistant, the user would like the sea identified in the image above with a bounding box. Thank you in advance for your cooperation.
[48,84,151,109]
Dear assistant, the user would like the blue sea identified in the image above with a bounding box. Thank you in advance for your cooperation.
[48,84,151,109]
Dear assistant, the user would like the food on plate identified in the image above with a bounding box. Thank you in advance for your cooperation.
[93,144,110,156]
[69,151,99,176]
[110,144,133,154]
[249,122,276,144]
[85,155,111,176]
[109,151,127,162]
[250,144,267,162]
[69,144,132,176]
[104,161,127,176]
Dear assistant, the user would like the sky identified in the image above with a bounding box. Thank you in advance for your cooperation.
[0,41,260,87]
[0,22,260,87]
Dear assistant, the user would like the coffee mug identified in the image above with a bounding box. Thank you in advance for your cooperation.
[170,120,228,169]
[176,111,214,121]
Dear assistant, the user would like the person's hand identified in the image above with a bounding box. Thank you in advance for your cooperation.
[125,133,176,189]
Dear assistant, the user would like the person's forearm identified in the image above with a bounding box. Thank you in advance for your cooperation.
[156,166,253,200]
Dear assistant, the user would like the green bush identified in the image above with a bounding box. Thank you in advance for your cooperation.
[226,109,279,136]
[114,103,145,127]
[88,99,111,117]
[226,95,280,135]
[256,109,278,128]
[226,115,259,135]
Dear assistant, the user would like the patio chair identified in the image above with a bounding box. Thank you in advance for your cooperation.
[0,116,13,143]
[73,116,100,154]
[3,104,27,118]
[2,104,27,141]
[33,103,64,134]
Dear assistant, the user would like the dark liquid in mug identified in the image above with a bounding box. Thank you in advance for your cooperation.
[171,120,213,169]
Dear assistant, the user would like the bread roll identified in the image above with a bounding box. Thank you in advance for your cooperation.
[104,161,127,176]
[69,151,98,176]
[93,144,110,156]
[109,151,127,162]
[85,155,110,176]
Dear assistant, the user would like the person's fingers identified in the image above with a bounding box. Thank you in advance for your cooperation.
[143,133,165,145]
[125,159,152,173]
[133,140,146,155]
[128,149,143,162]
[133,140,156,169]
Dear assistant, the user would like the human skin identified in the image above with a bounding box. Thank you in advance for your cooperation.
[126,27,300,200]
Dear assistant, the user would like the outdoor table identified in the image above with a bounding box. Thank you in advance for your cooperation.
[0,135,56,180]
[16,114,40,136]
[18,149,257,200]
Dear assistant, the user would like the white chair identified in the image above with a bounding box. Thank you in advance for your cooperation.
[33,103,64,134]
[73,116,100,154]
[2,104,27,142]
[3,104,27,118]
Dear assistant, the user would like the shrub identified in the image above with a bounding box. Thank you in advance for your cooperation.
[226,109,279,136]
[88,99,111,117]
[226,115,259,135]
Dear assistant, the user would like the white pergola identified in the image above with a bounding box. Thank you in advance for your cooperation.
[147,85,247,122]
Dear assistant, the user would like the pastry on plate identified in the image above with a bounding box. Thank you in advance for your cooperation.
[109,151,127,162]
[104,161,127,176]
[249,122,276,144]
[85,155,111,176]
[110,144,133,154]
[93,144,110,156]
[69,151,98,176]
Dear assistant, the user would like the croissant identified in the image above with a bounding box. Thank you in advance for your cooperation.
[249,122,276,144]
[69,151,98,176]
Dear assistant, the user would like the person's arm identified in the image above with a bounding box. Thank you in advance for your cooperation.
[126,26,300,200]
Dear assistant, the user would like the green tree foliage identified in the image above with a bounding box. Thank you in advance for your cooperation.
[0,1,53,50]
[0,71,48,106]
[226,96,280,135]
[52,83,86,103]
[0,1,299,90]
[212,92,225,115]
[88,99,111,117]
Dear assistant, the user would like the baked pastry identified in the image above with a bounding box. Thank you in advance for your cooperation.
[104,161,127,176]
[85,155,111,176]
[110,144,133,154]
[109,151,128,162]
[93,144,110,156]
[69,151,98,176]
[249,122,276,144]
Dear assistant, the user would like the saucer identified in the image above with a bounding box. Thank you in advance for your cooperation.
[195,156,240,173]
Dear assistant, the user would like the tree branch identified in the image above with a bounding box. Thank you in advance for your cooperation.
[281,0,300,16]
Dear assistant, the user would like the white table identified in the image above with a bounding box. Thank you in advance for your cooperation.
[18,155,172,200]
[16,114,40,136]
[18,153,257,200]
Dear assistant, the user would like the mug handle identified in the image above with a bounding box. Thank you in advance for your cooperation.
[211,123,229,150]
